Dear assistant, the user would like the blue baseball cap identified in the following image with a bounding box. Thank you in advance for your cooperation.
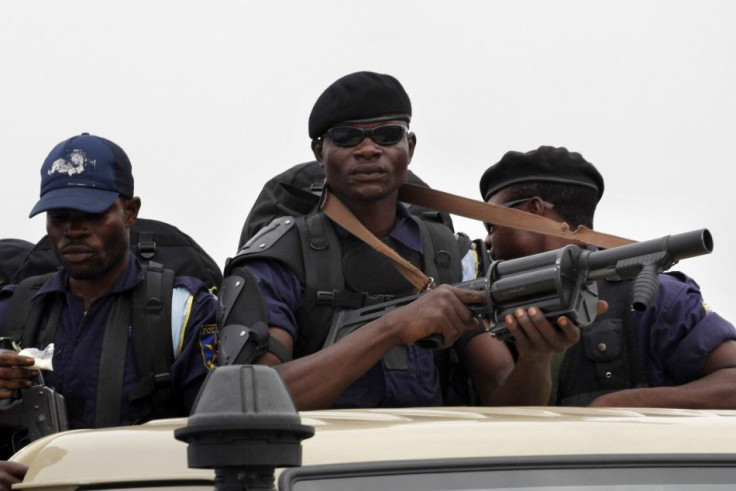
[29,133,134,218]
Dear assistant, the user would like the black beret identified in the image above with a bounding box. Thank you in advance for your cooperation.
[308,71,412,139]
[479,146,605,202]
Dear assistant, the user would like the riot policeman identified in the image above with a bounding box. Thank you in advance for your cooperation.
[221,72,581,410]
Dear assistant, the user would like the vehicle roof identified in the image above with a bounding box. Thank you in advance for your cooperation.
[12,406,736,489]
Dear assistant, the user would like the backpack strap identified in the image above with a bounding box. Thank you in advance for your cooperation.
[94,291,132,427]
[298,214,345,306]
[126,262,176,418]
[416,218,465,286]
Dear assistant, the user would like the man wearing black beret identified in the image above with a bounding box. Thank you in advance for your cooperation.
[223,72,580,410]
[480,145,736,408]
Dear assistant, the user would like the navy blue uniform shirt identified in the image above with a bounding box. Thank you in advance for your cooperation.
[0,253,218,428]
[631,272,736,385]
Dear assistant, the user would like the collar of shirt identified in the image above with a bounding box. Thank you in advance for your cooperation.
[35,252,145,298]
[329,203,423,253]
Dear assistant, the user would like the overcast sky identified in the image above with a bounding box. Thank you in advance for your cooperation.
[2,1,735,321]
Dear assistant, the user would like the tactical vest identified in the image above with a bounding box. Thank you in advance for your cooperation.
[554,279,649,406]
[1,262,183,427]
[228,213,466,359]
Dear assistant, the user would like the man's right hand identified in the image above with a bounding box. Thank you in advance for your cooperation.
[0,351,38,400]
[384,284,485,348]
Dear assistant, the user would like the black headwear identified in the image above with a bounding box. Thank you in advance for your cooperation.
[479,146,605,202]
[308,71,412,140]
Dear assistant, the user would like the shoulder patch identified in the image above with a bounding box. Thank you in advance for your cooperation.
[199,323,219,370]
[238,216,296,257]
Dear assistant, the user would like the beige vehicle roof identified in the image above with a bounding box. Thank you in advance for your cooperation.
[11,406,736,489]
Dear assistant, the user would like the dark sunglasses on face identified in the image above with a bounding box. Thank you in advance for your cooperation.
[325,124,408,147]
[483,197,534,235]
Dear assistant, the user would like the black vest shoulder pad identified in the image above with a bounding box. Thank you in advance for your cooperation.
[225,216,305,281]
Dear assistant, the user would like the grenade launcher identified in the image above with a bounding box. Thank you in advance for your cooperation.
[324,229,714,348]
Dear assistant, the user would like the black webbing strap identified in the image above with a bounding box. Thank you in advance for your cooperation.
[415,219,442,285]
[37,297,63,349]
[267,335,293,363]
[317,290,396,309]
[128,262,175,408]
[416,219,466,286]
[299,214,344,299]
[94,292,132,427]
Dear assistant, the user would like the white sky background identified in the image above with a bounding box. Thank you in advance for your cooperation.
[2,1,735,321]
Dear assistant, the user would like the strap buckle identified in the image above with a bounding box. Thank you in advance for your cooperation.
[317,290,336,305]
[419,277,436,293]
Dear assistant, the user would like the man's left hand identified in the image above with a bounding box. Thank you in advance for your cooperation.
[504,300,608,360]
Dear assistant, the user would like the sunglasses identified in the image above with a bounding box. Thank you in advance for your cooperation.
[325,124,408,147]
[483,197,534,235]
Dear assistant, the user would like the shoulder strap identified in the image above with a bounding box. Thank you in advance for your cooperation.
[94,291,133,427]
[127,262,176,413]
[297,214,345,303]
[398,183,635,249]
[320,190,434,291]
[416,219,464,286]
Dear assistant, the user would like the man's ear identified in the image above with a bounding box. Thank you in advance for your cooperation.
[527,197,548,216]
[311,139,324,166]
[123,197,141,227]
[407,132,417,164]
[528,196,557,218]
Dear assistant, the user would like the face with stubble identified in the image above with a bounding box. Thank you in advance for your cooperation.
[46,198,137,280]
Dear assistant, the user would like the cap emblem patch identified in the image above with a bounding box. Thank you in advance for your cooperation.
[48,149,96,177]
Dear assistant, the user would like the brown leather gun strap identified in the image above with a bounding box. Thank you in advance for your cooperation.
[320,190,434,292]
[399,183,635,249]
